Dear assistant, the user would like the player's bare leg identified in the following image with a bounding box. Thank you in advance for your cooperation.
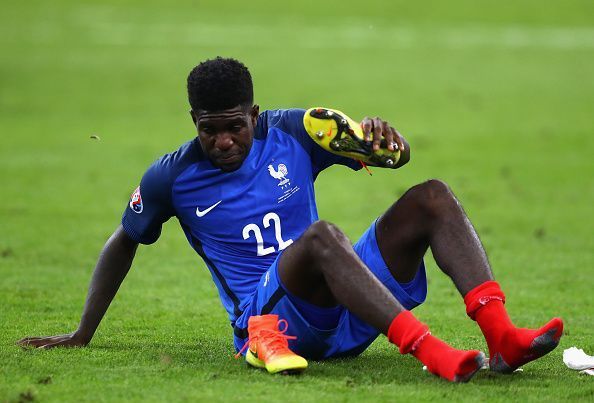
[375,179,563,373]
[280,221,401,332]
[279,220,485,382]
[375,179,492,293]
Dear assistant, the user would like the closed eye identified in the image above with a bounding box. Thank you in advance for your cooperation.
[199,126,215,135]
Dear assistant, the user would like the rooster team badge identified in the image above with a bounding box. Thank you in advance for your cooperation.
[267,163,290,188]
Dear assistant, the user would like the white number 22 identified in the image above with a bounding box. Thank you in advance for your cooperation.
[242,212,293,256]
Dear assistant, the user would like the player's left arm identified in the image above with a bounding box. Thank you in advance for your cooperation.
[360,116,410,168]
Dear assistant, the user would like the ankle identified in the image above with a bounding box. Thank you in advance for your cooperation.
[387,311,430,354]
[411,334,450,360]
[464,280,506,320]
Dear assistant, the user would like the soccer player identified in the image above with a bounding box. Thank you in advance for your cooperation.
[18,57,563,382]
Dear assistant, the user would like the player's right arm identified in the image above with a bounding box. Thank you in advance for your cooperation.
[17,226,138,348]
[17,157,174,349]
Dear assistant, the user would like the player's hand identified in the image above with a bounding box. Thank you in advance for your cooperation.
[17,331,89,349]
[360,116,405,152]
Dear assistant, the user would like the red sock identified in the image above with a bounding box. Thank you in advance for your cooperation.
[387,311,484,382]
[464,281,563,373]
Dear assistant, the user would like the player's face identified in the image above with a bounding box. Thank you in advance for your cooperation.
[192,104,259,172]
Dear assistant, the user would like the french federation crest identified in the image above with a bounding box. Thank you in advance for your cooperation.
[268,162,300,203]
[268,163,290,188]
[129,186,143,214]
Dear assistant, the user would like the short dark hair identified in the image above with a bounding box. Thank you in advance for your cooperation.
[187,57,253,111]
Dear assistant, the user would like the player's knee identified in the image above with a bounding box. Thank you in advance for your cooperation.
[409,179,455,217]
[303,220,349,254]
[421,179,452,197]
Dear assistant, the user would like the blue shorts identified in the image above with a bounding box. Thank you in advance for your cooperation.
[233,220,427,360]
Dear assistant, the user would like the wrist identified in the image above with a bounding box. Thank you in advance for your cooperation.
[74,328,93,345]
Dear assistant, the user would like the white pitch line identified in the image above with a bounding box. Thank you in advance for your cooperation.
[5,16,594,51]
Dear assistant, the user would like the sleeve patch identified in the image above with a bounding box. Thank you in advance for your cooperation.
[129,186,143,214]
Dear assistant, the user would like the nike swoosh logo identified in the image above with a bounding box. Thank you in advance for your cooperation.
[196,200,222,217]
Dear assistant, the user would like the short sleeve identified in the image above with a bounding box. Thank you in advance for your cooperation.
[121,159,174,245]
[275,109,362,176]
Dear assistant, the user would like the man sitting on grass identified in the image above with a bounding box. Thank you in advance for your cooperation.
[19,57,563,382]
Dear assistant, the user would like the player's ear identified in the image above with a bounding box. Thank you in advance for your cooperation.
[189,110,197,125]
[250,104,259,126]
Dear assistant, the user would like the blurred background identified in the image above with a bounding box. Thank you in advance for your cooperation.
[1,0,593,400]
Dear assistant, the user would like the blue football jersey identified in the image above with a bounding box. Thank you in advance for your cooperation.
[121,109,360,325]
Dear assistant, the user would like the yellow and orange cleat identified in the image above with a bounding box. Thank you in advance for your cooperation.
[236,314,308,374]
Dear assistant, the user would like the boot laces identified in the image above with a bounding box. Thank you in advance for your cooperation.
[235,319,296,359]
[358,160,373,176]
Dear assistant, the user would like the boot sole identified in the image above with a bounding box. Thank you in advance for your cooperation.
[304,107,401,168]
[454,351,487,383]
[490,327,561,374]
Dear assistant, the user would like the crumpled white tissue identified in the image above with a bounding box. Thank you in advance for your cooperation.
[563,347,594,375]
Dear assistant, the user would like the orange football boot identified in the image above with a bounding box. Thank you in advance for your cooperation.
[236,314,308,374]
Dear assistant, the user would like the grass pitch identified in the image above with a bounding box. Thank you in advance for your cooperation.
[1,0,593,401]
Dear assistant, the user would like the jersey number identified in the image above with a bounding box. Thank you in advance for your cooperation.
[242,212,293,256]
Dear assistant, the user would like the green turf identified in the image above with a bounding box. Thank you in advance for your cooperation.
[1,0,593,401]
